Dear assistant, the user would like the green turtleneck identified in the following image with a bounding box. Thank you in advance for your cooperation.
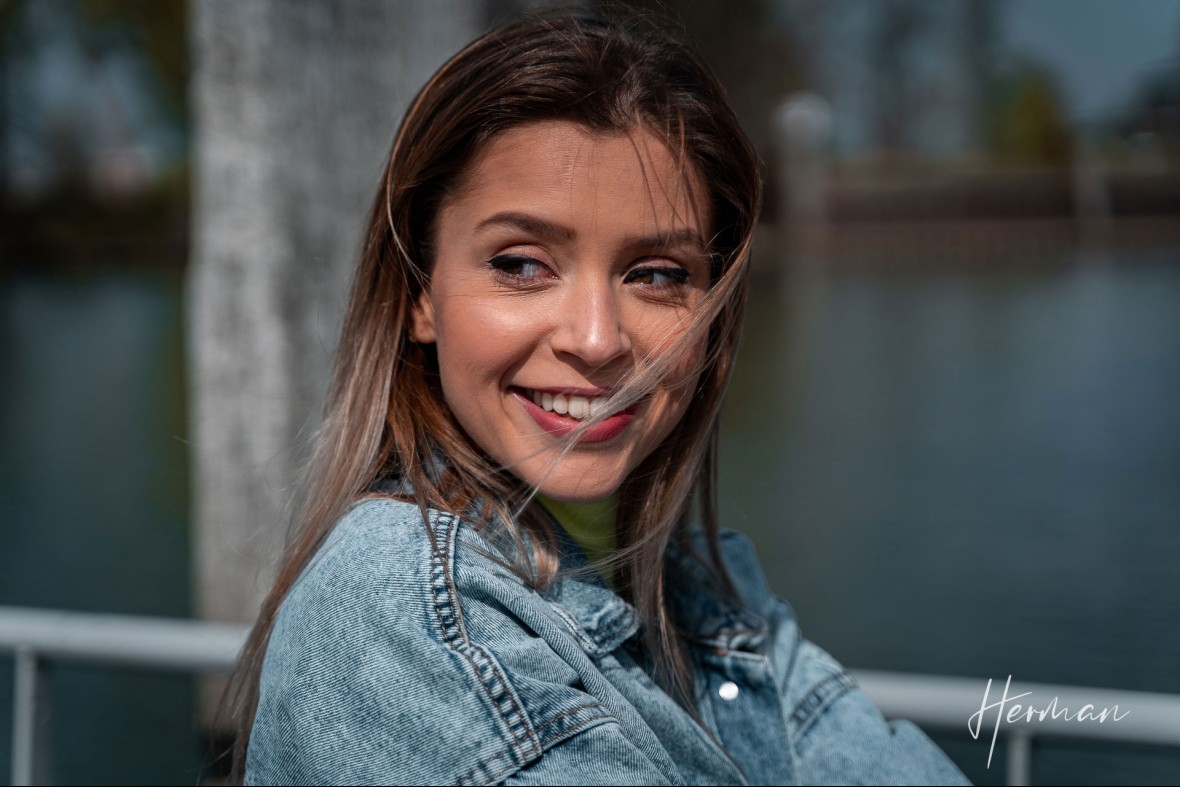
[537,493,618,572]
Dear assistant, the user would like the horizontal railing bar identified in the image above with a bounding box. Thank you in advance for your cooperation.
[0,606,247,672]
[2,607,1178,750]
[854,670,1180,746]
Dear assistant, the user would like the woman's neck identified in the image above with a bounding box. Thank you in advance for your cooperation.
[536,493,618,568]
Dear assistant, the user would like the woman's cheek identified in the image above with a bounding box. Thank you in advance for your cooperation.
[666,327,708,390]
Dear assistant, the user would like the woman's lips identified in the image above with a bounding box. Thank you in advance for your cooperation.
[510,388,636,443]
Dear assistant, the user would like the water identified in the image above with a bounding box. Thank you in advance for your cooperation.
[1,248,1178,783]
[0,271,198,784]
[721,247,1180,784]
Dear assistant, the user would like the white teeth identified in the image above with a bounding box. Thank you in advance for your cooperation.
[567,396,589,419]
[527,389,616,420]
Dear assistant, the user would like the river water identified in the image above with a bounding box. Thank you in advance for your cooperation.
[721,246,1180,783]
[1,246,1177,783]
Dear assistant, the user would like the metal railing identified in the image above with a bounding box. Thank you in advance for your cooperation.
[853,670,1180,785]
[0,606,246,786]
[3,605,1179,786]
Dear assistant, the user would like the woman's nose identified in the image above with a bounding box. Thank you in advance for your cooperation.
[550,283,631,368]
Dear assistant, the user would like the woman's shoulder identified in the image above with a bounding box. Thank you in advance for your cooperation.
[313,494,441,558]
[250,497,585,785]
[276,495,523,634]
[263,497,454,675]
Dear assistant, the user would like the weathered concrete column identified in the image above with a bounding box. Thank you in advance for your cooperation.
[188,1,481,627]
[774,92,833,234]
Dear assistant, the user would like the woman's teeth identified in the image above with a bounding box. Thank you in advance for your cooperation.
[529,390,613,420]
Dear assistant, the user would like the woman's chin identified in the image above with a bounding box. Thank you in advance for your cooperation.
[520,464,624,503]
[537,486,619,504]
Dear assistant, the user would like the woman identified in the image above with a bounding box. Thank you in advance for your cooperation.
[231,8,969,785]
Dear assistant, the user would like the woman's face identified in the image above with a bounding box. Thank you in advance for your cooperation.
[411,121,711,502]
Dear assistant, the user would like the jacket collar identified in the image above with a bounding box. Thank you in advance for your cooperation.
[543,515,639,656]
[666,536,769,654]
[546,520,767,657]
[375,468,766,657]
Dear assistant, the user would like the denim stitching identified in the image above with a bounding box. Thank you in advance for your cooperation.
[436,514,535,749]
[459,749,521,787]
[479,712,616,784]
[557,602,635,656]
[532,702,605,733]
[592,607,633,642]
[538,714,615,748]
[787,669,856,744]
[548,603,597,652]
[428,513,467,650]
[427,511,541,777]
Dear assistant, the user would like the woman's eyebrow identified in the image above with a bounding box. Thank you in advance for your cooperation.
[475,211,706,252]
[475,211,574,241]
[630,228,708,254]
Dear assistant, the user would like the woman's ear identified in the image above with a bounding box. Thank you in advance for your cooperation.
[409,294,437,343]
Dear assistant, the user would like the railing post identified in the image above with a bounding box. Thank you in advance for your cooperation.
[1006,730,1032,786]
[11,647,50,786]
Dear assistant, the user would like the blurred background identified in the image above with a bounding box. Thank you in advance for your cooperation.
[1,0,1178,783]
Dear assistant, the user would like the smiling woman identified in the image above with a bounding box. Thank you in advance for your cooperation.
[412,122,711,502]
[227,7,969,785]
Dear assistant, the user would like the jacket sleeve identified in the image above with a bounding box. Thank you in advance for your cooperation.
[245,502,531,785]
[497,725,676,786]
[771,600,971,785]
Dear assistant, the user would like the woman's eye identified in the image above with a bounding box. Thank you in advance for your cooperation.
[488,254,550,280]
[625,265,690,287]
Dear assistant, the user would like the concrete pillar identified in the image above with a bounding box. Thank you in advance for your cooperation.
[188,0,481,627]
[774,92,833,243]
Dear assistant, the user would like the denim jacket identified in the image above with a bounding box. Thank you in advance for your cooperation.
[247,497,969,785]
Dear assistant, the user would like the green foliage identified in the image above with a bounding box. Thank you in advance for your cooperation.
[0,0,25,55]
[79,0,189,122]
[0,0,190,272]
[985,61,1073,167]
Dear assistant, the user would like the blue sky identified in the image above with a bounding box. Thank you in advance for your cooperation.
[1002,0,1180,121]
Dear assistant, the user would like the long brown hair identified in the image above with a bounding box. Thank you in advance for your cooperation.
[225,5,762,775]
